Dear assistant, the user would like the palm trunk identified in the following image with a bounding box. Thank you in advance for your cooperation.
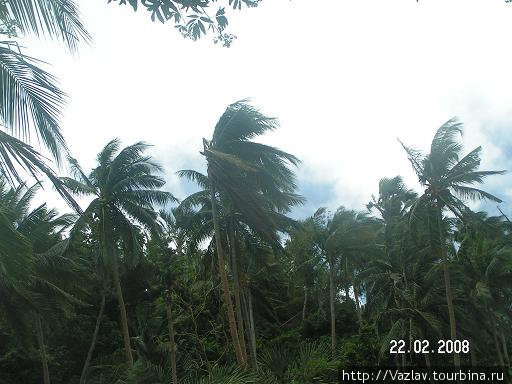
[302,285,308,322]
[36,315,50,384]
[112,261,134,366]
[436,200,460,369]
[353,280,362,325]
[166,299,178,384]
[207,172,244,365]
[229,223,248,363]
[328,253,336,357]
[80,293,106,384]
[247,287,257,367]
[345,257,350,302]
[501,332,510,367]
[241,285,257,369]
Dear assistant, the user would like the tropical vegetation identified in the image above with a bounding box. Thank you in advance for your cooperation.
[1,1,512,384]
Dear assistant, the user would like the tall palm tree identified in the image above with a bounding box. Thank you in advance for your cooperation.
[400,118,506,368]
[197,100,301,365]
[0,0,89,209]
[61,139,176,366]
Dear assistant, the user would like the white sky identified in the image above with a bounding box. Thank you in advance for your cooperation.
[24,0,512,218]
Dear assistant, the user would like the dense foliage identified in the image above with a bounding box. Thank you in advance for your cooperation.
[1,1,512,384]
[1,104,511,383]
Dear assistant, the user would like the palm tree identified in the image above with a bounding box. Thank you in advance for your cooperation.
[0,0,89,209]
[0,178,78,384]
[285,217,323,322]
[367,176,417,256]
[20,207,76,384]
[195,100,301,365]
[0,178,34,337]
[455,214,512,367]
[61,139,176,366]
[155,209,188,384]
[400,118,506,368]
[321,207,377,355]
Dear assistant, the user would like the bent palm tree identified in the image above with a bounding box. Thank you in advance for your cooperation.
[400,118,505,368]
[199,100,301,365]
[61,139,176,366]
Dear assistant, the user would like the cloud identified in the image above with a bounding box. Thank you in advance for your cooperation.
[19,0,512,221]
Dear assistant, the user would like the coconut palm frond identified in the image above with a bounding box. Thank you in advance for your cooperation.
[0,46,66,162]
[6,0,90,51]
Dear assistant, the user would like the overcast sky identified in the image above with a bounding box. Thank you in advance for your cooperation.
[25,0,512,219]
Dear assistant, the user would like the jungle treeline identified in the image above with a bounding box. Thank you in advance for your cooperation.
[1,100,511,384]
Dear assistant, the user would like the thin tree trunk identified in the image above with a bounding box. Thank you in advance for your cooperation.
[302,285,308,322]
[207,172,244,365]
[112,261,134,366]
[80,293,106,384]
[36,315,50,384]
[436,200,460,369]
[353,281,362,325]
[247,287,257,367]
[328,253,336,357]
[345,257,350,302]
[229,223,248,363]
[166,299,178,384]
[501,331,510,366]
[241,285,257,369]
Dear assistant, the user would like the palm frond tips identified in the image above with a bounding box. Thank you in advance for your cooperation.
[6,0,91,52]
[177,169,209,189]
[212,100,279,145]
[0,131,81,213]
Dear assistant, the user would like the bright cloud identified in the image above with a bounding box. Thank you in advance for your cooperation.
[25,0,512,218]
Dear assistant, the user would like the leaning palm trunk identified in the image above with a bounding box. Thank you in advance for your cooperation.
[207,175,244,365]
[436,200,460,369]
[36,315,50,384]
[80,293,106,384]
[112,261,134,366]
[302,285,308,322]
[166,299,178,384]
[247,287,258,368]
[241,286,257,369]
[229,223,248,363]
[353,280,362,325]
[328,253,336,357]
